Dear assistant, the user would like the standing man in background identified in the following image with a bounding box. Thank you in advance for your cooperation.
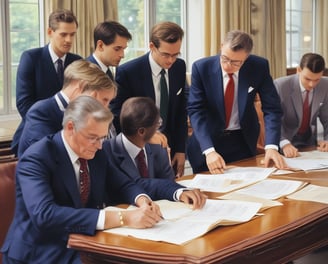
[12,9,82,155]
[110,21,187,177]
[274,53,328,157]
[187,30,286,174]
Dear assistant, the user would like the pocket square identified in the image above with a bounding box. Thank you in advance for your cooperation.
[176,88,182,95]
[248,86,254,93]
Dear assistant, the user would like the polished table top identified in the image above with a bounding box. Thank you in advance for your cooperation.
[68,155,328,264]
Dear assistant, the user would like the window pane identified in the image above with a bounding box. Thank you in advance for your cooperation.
[155,0,181,24]
[117,0,145,64]
[286,0,313,67]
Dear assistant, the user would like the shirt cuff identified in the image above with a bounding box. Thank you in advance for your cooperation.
[203,147,215,156]
[279,139,290,149]
[135,194,152,205]
[264,144,279,151]
[96,210,105,230]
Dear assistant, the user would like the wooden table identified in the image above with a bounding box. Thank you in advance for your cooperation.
[68,155,328,264]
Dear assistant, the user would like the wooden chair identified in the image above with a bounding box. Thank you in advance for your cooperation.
[0,158,17,263]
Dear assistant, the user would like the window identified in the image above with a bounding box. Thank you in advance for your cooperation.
[0,0,42,116]
[286,0,314,67]
[117,0,185,64]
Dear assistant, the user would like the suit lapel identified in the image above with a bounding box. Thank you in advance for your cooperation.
[53,133,82,207]
[290,76,303,124]
[212,59,226,122]
[145,144,154,178]
[42,46,60,87]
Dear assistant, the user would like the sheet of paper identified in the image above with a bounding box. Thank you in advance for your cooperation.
[287,184,328,204]
[234,179,307,200]
[179,167,275,193]
[104,199,262,245]
[282,151,328,171]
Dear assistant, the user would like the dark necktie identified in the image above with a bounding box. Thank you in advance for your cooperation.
[135,149,148,178]
[160,69,169,128]
[298,90,310,134]
[106,68,114,81]
[224,73,235,128]
[57,92,68,108]
[57,58,64,86]
[78,158,90,206]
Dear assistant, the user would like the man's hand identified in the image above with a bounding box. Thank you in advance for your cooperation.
[171,152,185,178]
[179,189,207,209]
[317,140,328,152]
[206,151,226,174]
[282,143,299,158]
[263,148,287,169]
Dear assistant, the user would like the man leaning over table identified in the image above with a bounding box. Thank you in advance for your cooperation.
[274,53,328,158]
[105,96,207,207]
[1,96,163,264]
[187,30,287,174]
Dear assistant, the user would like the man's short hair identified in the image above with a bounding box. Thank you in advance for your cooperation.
[48,9,78,31]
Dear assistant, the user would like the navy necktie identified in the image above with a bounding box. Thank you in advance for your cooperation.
[57,59,64,86]
[106,68,114,81]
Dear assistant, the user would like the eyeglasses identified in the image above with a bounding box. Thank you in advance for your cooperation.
[155,47,181,59]
[220,55,244,67]
[78,130,107,145]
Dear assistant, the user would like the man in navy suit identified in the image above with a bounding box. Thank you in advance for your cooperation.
[86,21,132,81]
[106,96,207,206]
[17,60,116,157]
[110,21,187,177]
[1,96,163,264]
[187,30,287,174]
[12,9,82,155]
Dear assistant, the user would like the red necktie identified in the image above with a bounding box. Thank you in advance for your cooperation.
[78,158,90,206]
[298,90,310,134]
[135,149,148,178]
[225,73,235,128]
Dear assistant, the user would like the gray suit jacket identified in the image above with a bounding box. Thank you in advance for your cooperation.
[274,74,328,143]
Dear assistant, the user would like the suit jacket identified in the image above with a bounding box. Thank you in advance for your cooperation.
[109,133,175,181]
[110,53,187,156]
[86,55,114,80]
[102,139,184,202]
[187,54,282,158]
[12,45,81,155]
[17,93,64,157]
[1,132,146,263]
[274,74,328,143]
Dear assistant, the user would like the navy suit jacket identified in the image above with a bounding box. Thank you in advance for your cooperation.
[109,133,175,181]
[110,53,187,156]
[12,45,81,155]
[17,93,64,157]
[1,132,145,263]
[187,54,282,162]
[103,138,184,202]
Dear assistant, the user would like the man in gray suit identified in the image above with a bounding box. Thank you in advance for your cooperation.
[274,53,328,157]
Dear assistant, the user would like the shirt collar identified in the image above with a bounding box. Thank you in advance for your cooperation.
[61,130,79,165]
[92,54,108,73]
[121,133,144,160]
[149,52,166,77]
[48,43,67,63]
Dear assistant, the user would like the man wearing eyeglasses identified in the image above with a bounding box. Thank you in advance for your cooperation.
[187,30,287,174]
[110,21,187,178]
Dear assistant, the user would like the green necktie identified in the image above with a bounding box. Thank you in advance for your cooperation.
[160,69,169,128]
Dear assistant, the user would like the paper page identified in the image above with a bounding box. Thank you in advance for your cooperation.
[180,167,275,193]
[287,184,328,204]
[235,179,306,200]
[283,152,328,171]
[218,192,283,211]
[104,199,262,245]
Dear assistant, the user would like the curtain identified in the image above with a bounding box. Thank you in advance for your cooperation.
[44,0,118,57]
[203,0,285,79]
[315,0,328,61]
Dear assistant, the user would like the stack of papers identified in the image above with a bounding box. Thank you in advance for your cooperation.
[287,184,328,204]
[104,199,262,245]
[283,151,328,171]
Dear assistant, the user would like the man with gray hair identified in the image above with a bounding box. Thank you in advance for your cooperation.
[1,96,163,263]
[187,30,286,174]
[17,59,116,157]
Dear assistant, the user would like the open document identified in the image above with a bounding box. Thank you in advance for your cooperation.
[104,199,262,245]
[178,167,276,193]
[282,151,328,171]
[287,184,328,204]
[232,179,307,200]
